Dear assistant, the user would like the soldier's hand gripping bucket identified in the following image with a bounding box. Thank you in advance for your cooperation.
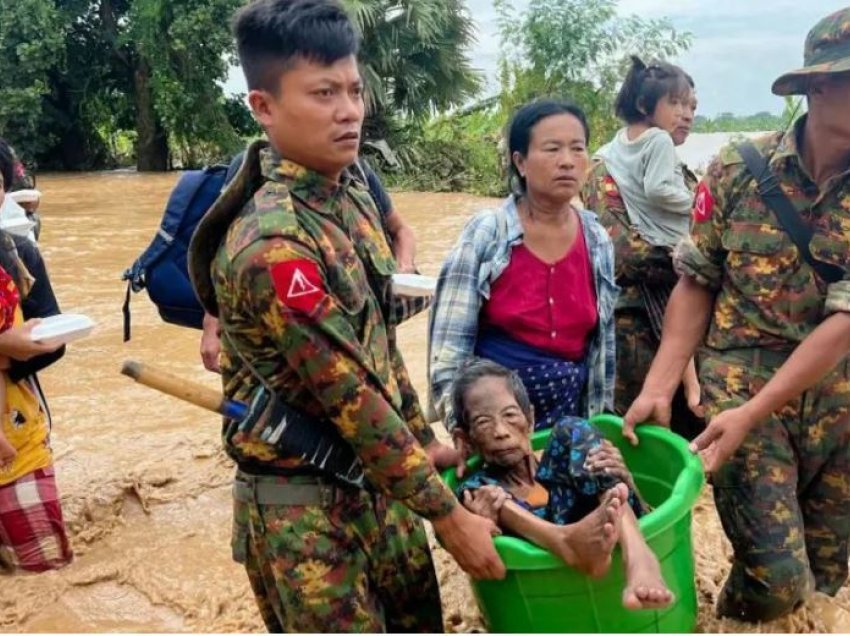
[441,414,704,633]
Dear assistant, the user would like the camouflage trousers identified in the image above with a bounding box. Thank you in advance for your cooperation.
[700,349,850,622]
[231,473,443,633]
[614,309,705,441]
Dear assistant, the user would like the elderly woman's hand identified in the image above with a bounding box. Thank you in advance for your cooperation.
[0,319,62,361]
[462,485,508,524]
[585,440,637,491]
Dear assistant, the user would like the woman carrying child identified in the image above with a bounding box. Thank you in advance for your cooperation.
[584,57,704,439]
[0,138,70,573]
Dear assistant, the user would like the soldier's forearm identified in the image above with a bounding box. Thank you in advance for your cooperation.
[644,276,714,398]
[744,312,850,424]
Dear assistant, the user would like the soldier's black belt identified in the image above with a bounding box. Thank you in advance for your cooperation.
[233,472,356,507]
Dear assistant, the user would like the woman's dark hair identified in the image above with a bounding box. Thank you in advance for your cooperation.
[614,56,694,125]
[0,139,29,290]
[0,138,15,193]
[507,99,590,195]
[233,0,360,94]
[451,358,533,433]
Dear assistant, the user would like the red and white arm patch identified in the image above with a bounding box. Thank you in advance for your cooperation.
[269,259,326,313]
[693,181,715,224]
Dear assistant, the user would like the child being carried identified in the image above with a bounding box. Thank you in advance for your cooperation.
[452,358,672,610]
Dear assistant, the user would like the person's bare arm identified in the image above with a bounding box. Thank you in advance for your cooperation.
[0,320,61,361]
[623,276,713,443]
[384,210,416,273]
[200,312,221,373]
[681,357,704,418]
[692,311,850,472]
[461,488,567,556]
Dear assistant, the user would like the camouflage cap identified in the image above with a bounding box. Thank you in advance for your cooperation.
[772,7,850,95]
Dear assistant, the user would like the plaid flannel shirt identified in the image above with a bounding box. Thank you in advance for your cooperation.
[428,195,618,430]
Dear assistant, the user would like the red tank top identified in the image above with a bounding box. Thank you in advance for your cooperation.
[481,229,598,361]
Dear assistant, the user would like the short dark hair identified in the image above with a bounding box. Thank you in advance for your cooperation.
[0,139,15,193]
[232,0,360,94]
[614,56,694,125]
[451,358,533,433]
[507,99,591,195]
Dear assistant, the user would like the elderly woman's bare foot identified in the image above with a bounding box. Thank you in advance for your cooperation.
[622,542,673,610]
[550,483,628,578]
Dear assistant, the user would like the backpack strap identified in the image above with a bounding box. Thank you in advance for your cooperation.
[736,141,843,285]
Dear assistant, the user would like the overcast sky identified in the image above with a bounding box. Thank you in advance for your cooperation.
[224,0,842,117]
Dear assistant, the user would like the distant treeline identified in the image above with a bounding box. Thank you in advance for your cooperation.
[692,101,802,134]
[2,0,800,197]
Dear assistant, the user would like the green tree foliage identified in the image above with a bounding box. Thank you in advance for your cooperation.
[130,0,243,168]
[0,0,65,162]
[343,0,482,139]
[1,0,240,170]
[224,95,262,139]
[494,0,693,150]
[380,107,504,196]
[386,0,694,196]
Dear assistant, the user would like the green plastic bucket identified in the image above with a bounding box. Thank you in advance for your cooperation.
[442,414,704,633]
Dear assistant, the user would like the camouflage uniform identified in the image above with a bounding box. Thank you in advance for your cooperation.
[675,116,850,621]
[583,160,704,440]
[189,141,455,632]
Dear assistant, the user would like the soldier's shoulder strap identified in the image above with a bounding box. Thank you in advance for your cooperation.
[716,131,784,167]
[189,139,309,316]
[736,140,843,285]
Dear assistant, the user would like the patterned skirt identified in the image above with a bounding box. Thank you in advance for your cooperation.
[0,465,73,572]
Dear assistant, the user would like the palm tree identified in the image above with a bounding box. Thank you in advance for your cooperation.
[343,0,482,139]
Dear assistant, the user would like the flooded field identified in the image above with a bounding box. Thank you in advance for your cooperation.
[3,172,850,632]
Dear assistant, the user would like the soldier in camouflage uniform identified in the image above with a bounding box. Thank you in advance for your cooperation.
[583,155,703,440]
[624,8,850,622]
[188,1,503,631]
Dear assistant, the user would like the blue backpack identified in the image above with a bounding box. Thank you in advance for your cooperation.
[122,165,229,341]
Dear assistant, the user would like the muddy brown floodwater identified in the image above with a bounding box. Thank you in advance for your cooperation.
[3,172,850,633]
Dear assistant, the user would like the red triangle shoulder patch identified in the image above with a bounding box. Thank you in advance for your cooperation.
[693,181,715,224]
[270,259,326,313]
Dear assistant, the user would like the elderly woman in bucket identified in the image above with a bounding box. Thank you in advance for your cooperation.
[429,99,618,447]
[451,358,673,610]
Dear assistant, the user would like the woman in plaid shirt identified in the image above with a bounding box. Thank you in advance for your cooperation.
[429,100,617,440]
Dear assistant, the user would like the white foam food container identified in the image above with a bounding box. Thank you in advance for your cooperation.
[392,273,437,298]
[9,189,41,204]
[30,314,95,346]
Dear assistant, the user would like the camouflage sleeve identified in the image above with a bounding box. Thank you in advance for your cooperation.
[390,342,435,447]
[673,155,730,290]
[390,293,431,325]
[581,164,603,211]
[825,282,850,315]
[235,237,456,520]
